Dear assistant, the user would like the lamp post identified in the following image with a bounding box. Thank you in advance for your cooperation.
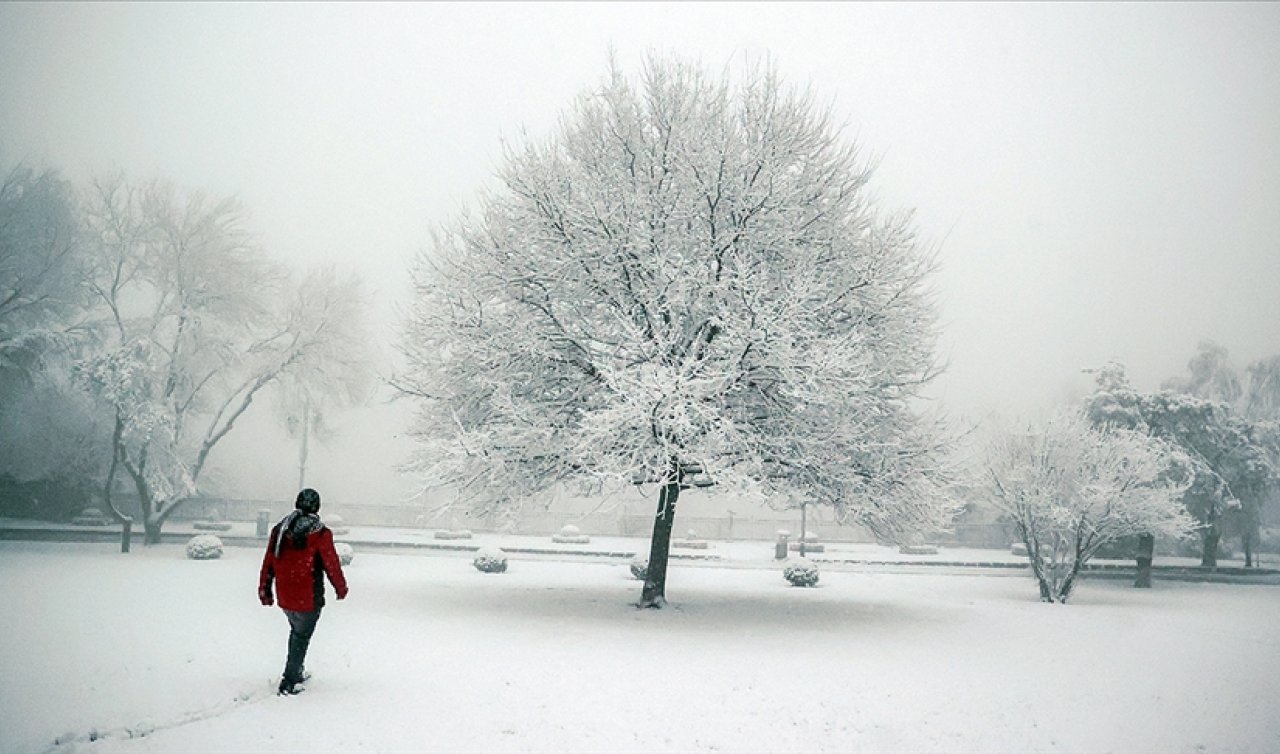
[799,501,808,557]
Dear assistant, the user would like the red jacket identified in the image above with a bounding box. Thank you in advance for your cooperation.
[259,521,348,612]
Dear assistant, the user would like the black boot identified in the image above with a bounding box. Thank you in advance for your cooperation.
[278,677,306,696]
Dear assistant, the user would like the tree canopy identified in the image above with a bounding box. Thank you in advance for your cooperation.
[400,55,956,555]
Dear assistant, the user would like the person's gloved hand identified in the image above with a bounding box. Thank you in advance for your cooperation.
[259,588,274,607]
[336,586,348,601]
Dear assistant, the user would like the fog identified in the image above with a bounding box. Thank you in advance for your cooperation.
[2,2,1278,506]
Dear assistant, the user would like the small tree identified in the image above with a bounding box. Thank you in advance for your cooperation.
[271,268,374,489]
[978,410,1193,603]
[399,55,957,607]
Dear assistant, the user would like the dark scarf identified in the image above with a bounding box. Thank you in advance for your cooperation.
[274,511,325,558]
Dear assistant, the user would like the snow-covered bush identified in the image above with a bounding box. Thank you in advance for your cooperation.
[71,507,111,526]
[185,534,223,560]
[193,521,232,531]
[434,529,473,540]
[552,524,590,544]
[783,558,819,587]
[629,556,648,580]
[977,410,1195,603]
[672,530,709,550]
[899,544,938,555]
[335,542,354,566]
[788,538,825,553]
[472,547,508,573]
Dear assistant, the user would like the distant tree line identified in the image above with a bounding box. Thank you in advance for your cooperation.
[0,161,373,543]
[1085,343,1280,568]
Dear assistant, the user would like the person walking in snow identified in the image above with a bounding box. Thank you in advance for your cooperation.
[259,488,348,696]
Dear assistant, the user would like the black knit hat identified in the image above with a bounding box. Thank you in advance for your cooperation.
[295,488,321,514]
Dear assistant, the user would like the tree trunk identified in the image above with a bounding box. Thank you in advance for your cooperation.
[1200,526,1221,568]
[1035,573,1054,603]
[1018,533,1054,602]
[145,500,187,545]
[101,416,131,525]
[143,518,163,545]
[638,479,680,609]
[1242,508,1258,568]
[1028,554,1054,603]
[1134,533,1154,588]
[1056,558,1085,603]
[125,466,163,545]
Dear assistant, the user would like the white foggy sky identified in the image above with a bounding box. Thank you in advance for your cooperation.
[2,2,1278,504]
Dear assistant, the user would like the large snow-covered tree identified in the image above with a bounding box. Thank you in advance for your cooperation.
[399,56,957,607]
[76,176,373,542]
[978,410,1193,603]
[1086,362,1276,567]
[1159,345,1280,565]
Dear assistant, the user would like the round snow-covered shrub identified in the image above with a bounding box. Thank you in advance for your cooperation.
[473,547,508,573]
[186,534,224,560]
[899,544,938,555]
[783,558,819,587]
[552,524,590,544]
[335,542,354,566]
[629,556,648,580]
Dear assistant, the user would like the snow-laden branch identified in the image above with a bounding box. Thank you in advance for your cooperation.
[397,55,956,541]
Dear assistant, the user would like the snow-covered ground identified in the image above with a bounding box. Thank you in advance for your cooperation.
[2,541,1277,754]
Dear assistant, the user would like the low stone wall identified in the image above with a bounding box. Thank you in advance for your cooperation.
[58,495,1017,547]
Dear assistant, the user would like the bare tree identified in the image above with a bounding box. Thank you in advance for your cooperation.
[399,56,957,607]
[271,268,375,489]
[77,176,372,542]
[978,410,1194,603]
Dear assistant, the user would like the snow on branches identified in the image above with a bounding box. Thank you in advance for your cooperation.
[400,55,955,541]
[977,410,1194,603]
[74,176,372,540]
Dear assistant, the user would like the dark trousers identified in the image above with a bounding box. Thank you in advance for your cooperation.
[282,609,321,684]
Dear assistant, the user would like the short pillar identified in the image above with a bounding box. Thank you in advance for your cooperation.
[256,509,271,537]
[1134,533,1154,588]
[775,530,790,560]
